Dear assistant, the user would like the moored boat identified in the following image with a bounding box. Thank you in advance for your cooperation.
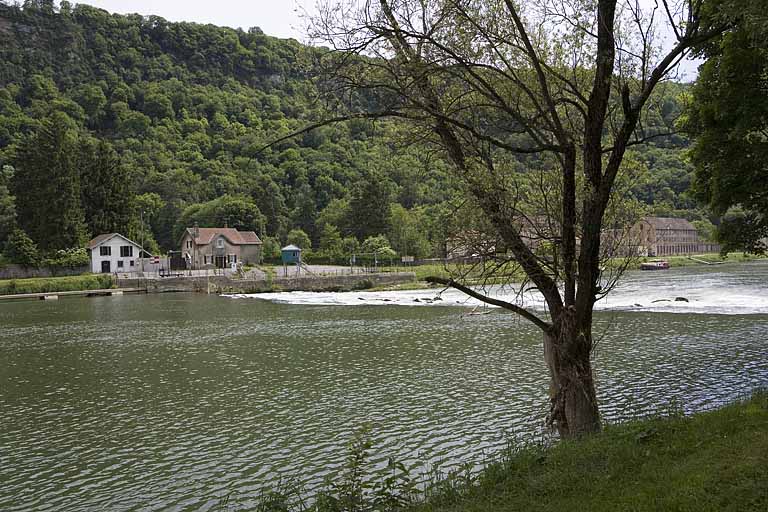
[640,259,670,270]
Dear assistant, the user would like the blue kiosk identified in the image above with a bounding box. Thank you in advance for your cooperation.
[281,244,302,265]
[281,244,302,276]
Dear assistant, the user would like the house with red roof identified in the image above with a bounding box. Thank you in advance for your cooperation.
[179,226,262,269]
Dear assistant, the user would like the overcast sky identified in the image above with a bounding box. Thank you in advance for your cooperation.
[80,1,317,41]
[75,1,699,78]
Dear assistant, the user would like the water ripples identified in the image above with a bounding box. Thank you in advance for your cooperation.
[1,291,767,511]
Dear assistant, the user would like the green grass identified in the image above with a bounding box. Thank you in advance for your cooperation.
[0,274,114,295]
[254,265,277,278]
[608,252,766,270]
[368,281,440,292]
[664,252,766,267]
[256,254,767,293]
[394,263,525,283]
[237,393,768,511]
[410,263,454,281]
[409,392,768,512]
[391,253,768,290]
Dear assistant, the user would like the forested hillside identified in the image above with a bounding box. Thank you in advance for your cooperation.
[0,1,710,262]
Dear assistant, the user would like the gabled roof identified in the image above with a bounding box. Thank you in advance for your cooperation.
[183,227,262,246]
[238,231,262,244]
[86,233,143,250]
[282,244,301,251]
[642,217,696,231]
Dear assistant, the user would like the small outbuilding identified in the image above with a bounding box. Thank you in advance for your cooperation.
[281,244,302,265]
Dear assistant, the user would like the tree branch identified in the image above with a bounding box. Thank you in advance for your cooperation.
[503,0,568,144]
[253,110,405,154]
[425,276,551,332]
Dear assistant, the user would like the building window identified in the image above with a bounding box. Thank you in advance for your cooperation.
[100,246,111,256]
[217,238,224,248]
[130,260,135,267]
[120,246,133,257]
[203,255,208,264]
[187,240,192,249]
[117,260,124,268]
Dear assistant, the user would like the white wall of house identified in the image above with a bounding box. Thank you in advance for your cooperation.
[90,236,142,273]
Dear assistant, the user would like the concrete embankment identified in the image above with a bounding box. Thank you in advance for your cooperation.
[118,272,417,294]
[0,288,145,301]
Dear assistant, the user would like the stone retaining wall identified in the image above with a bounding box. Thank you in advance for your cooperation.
[0,265,89,279]
[117,272,416,294]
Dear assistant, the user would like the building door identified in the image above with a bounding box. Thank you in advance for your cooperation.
[101,260,111,273]
[215,256,226,268]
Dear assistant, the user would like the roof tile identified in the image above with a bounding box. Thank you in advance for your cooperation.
[185,227,262,245]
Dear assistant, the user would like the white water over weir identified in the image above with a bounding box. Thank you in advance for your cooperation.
[229,262,768,315]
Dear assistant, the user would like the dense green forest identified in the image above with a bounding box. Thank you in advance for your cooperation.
[0,1,711,264]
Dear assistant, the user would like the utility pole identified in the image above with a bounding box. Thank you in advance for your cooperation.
[192,222,200,275]
[139,210,146,273]
[260,218,266,264]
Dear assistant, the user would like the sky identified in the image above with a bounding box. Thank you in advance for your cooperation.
[80,1,317,41]
[72,0,699,78]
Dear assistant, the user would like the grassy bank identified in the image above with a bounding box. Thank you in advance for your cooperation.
[264,254,767,293]
[659,252,766,268]
[398,263,524,283]
[367,264,505,292]
[0,274,114,295]
[410,393,768,512]
[374,253,767,291]
[247,393,767,511]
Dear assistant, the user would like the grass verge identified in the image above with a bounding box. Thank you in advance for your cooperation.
[410,392,768,512]
[377,253,768,291]
[606,252,766,270]
[0,274,114,295]
[664,252,766,267]
[240,393,767,511]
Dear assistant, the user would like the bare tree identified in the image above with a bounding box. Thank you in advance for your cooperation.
[298,0,726,437]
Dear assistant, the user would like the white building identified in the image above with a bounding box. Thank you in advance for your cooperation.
[86,233,147,274]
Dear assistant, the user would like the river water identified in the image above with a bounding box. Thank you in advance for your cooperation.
[1,262,767,510]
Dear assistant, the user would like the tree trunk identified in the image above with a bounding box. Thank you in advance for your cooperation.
[543,310,601,437]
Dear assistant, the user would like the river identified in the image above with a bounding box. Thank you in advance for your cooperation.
[1,262,767,510]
